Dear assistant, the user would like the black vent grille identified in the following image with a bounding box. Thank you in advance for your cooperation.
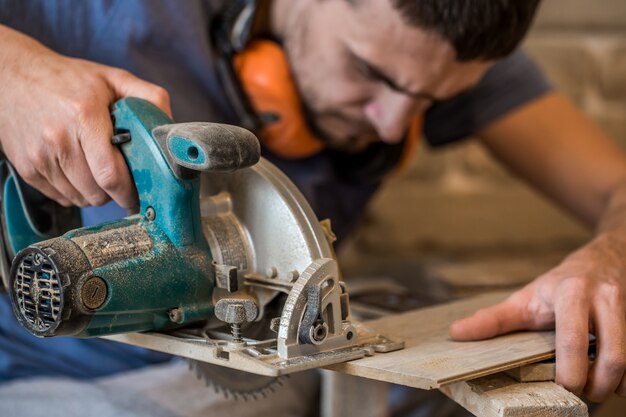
[13,252,62,332]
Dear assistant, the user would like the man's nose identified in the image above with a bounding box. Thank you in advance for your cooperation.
[364,92,417,144]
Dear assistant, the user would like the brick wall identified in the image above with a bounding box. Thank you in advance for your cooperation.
[529,0,626,145]
[340,0,626,266]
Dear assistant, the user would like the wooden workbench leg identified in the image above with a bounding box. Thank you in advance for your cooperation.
[439,373,588,417]
[320,370,390,417]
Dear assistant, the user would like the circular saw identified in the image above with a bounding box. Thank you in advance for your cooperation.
[2,98,404,398]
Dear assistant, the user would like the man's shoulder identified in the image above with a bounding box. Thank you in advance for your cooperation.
[424,49,552,146]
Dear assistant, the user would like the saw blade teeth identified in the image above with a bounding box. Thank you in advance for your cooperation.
[187,359,284,401]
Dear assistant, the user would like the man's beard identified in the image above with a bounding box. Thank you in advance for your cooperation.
[283,15,377,154]
[301,103,379,154]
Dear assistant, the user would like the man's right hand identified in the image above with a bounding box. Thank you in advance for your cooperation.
[0,25,172,209]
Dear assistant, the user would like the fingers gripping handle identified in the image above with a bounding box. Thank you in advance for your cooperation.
[153,123,260,174]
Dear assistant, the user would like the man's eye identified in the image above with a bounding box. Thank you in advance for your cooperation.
[354,60,377,81]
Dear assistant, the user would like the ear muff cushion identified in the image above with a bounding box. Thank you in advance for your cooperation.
[395,115,423,173]
[234,40,325,159]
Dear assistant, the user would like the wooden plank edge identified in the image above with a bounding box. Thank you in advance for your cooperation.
[437,352,556,386]
[439,373,588,417]
[325,351,556,390]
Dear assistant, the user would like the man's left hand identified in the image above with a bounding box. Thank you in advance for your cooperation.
[450,230,626,402]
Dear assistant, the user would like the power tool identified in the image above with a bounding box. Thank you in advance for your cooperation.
[1,98,402,397]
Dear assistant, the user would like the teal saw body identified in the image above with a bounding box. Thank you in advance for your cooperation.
[8,98,260,337]
[4,98,403,383]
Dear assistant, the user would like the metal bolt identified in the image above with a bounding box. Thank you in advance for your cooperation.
[33,253,44,266]
[230,323,243,342]
[81,276,108,310]
[215,298,258,343]
[266,266,278,278]
[308,320,328,345]
[222,304,247,342]
[287,270,300,282]
[145,206,156,221]
[169,307,183,323]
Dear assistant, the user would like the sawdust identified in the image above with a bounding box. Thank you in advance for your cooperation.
[71,223,152,269]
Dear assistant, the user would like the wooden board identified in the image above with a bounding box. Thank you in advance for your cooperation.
[439,373,587,417]
[325,291,557,389]
[506,362,556,382]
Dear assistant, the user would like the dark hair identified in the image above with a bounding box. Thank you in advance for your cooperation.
[390,0,542,61]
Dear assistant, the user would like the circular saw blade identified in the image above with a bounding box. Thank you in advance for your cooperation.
[188,360,286,401]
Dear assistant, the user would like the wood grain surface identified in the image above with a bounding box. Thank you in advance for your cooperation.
[326,291,557,389]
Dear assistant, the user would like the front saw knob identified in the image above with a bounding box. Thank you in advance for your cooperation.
[152,122,260,174]
[215,297,258,343]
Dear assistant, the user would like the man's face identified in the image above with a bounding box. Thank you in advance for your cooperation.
[282,0,493,152]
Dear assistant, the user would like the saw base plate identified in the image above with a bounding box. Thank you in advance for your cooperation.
[102,323,404,377]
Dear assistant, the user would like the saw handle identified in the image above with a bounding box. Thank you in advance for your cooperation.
[153,123,260,173]
[111,97,261,248]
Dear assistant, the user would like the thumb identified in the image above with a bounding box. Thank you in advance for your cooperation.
[105,67,173,117]
[449,292,533,341]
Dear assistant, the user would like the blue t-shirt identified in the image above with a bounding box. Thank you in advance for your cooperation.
[0,0,551,382]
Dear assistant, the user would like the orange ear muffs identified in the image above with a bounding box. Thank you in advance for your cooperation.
[234,40,325,159]
[395,114,423,173]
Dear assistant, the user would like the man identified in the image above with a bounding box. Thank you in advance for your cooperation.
[0,0,624,413]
